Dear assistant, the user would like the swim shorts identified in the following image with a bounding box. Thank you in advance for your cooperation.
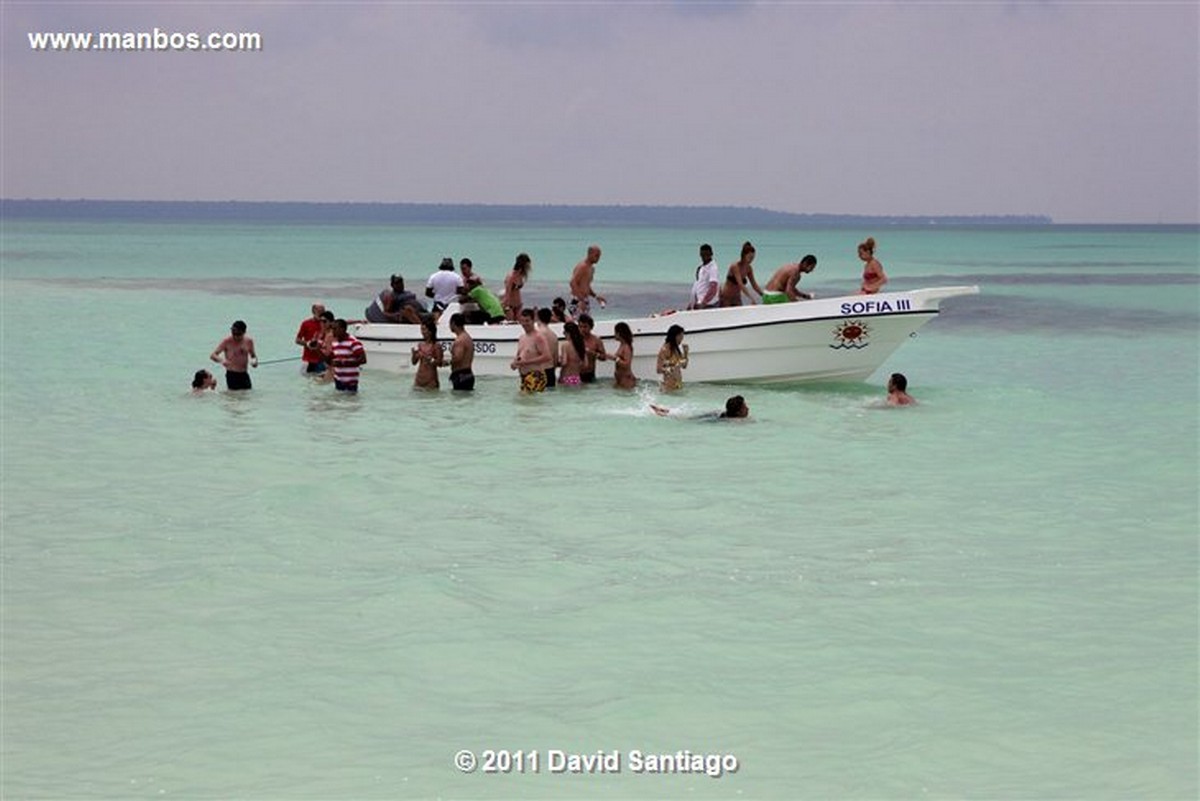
[762,291,789,305]
[580,371,596,384]
[545,366,557,388]
[568,296,589,318]
[450,369,475,391]
[305,362,327,374]
[520,370,547,393]
[226,370,252,391]
[334,380,359,393]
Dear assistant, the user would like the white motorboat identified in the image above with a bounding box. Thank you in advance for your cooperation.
[349,286,979,384]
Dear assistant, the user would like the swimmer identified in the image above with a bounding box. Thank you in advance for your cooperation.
[651,395,749,420]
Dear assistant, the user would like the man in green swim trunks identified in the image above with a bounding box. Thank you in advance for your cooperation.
[763,255,817,303]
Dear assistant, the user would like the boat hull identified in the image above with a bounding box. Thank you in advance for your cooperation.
[350,286,978,384]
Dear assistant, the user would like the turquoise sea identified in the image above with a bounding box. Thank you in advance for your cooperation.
[2,215,1197,799]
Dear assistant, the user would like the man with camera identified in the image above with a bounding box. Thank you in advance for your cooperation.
[295,302,327,374]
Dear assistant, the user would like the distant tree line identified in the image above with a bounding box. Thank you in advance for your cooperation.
[0,199,1053,227]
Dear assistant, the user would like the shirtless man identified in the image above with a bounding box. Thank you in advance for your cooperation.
[209,320,258,390]
[448,313,475,391]
[568,244,606,318]
[536,307,560,388]
[651,395,750,420]
[577,313,608,383]
[365,275,425,325]
[886,373,916,406]
[509,308,551,393]
[763,255,818,303]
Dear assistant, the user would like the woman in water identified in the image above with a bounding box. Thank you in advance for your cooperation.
[612,322,637,390]
[410,316,445,389]
[558,321,587,387]
[502,252,532,321]
[858,236,888,294]
[719,241,764,307]
[656,324,689,392]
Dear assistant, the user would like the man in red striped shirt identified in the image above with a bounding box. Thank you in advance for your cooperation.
[329,319,366,392]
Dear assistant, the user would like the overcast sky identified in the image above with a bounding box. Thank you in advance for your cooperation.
[2,2,1197,223]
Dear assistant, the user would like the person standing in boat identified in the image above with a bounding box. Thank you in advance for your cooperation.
[612,322,637,389]
[568,244,606,317]
[656,324,689,392]
[688,243,720,309]
[328,319,367,393]
[502,253,532,321]
[366,274,425,324]
[719,241,764,306]
[209,320,257,391]
[425,257,462,318]
[448,313,475,391]
[510,308,551,393]
[410,317,445,390]
[858,237,888,294]
[459,257,483,290]
[577,313,608,384]
[763,255,818,303]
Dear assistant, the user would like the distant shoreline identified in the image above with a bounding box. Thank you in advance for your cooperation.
[1,199,1054,228]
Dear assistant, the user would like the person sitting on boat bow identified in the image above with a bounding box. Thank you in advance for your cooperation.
[365,274,426,325]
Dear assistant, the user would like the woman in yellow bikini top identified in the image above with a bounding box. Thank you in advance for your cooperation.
[656,324,689,392]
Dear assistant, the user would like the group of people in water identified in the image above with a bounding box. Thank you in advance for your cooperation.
[195,237,911,410]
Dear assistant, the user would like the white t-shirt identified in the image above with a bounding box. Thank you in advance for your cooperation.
[690,259,720,307]
[426,270,462,306]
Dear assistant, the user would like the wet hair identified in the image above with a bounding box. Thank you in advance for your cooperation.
[537,307,552,324]
[513,253,532,276]
[740,241,755,258]
[800,254,817,268]
[664,324,685,355]
[449,313,465,330]
[192,369,209,389]
[421,317,438,342]
[563,321,586,359]
[890,372,907,391]
[723,395,747,418]
[231,320,247,334]
[859,237,876,256]
[614,321,633,346]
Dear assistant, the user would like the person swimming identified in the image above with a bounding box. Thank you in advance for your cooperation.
[650,395,749,420]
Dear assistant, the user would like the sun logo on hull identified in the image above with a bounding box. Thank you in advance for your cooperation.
[830,319,871,349]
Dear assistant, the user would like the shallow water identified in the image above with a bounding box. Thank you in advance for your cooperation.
[2,220,1197,798]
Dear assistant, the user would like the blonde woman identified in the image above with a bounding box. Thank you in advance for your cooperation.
[858,237,888,294]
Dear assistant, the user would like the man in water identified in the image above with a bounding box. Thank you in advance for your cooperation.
[762,255,818,303]
[509,308,551,393]
[577,313,607,383]
[328,319,367,392]
[295,302,327,374]
[887,373,916,406]
[568,244,606,317]
[651,395,750,420]
[536,307,560,388]
[688,244,720,309]
[209,320,257,390]
[448,313,475,391]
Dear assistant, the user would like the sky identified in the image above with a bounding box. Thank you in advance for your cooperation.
[2,2,1197,224]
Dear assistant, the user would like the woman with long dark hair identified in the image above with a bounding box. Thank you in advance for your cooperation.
[612,322,636,390]
[558,321,587,387]
[502,253,532,321]
[656,324,689,392]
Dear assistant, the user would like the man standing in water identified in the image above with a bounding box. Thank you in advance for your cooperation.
[448,313,475,391]
[509,308,551,393]
[210,320,257,390]
[886,373,916,406]
[295,302,327,374]
[568,244,606,318]
[328,319,367,393]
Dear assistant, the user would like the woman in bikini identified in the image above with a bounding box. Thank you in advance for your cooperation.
[718,241,764,307]
[857,236,888,294]
[558,321,587,387]
[612,322,637,390]
[502,252,532,321]
[656,324,689,392]
[410,317,445,389]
